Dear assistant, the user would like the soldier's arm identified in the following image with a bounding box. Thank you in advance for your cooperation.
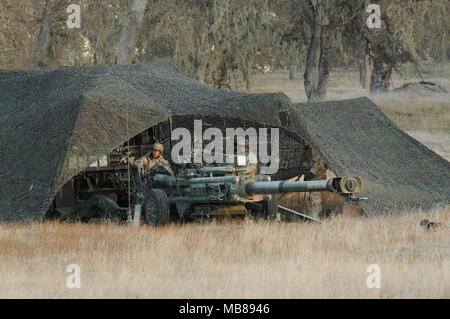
[135,156,147,168]
[147,159,157,170]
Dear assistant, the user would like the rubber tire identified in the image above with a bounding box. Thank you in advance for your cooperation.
[143,189,170,226]
[263,196,278,219]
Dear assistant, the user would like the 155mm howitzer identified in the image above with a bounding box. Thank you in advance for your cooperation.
[141,165,363,225]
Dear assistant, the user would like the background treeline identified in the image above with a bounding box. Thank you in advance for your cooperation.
[0,0,448,101]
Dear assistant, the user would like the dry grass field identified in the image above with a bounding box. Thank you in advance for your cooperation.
[1,66,448,298]
[0,208,448,299]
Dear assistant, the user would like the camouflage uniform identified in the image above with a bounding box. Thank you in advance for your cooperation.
[302,143,327,218]
[136,155,173,175]
[135,143,173,175]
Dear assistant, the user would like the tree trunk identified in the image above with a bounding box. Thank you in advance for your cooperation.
[359,54,372,89]
[117,0,148,65]
[364,54,372,89]
[32,0,53,68]
[243,69,253,91]
[441,27,447,66]
[359,63,365,88]
[289,64,297,80]
[195,1,226,84]
[304,23,329,102]
[370,58,392,93]
[196,59,208,84]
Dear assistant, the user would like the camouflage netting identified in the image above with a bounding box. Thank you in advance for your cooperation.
[295,98,450,214]
[0,58,309,221]
[1,58,448,221]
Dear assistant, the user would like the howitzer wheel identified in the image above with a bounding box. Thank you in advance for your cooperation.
[143,189,170,225]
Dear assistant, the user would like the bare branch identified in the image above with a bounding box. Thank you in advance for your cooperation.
[327,4,365,34]
[51,0,67,11]
[299,0,314,25]
[207,0,227,44]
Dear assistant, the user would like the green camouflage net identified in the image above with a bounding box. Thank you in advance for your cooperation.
[295,98,450,215]
[1,59,448,220]
[0,59,307,221]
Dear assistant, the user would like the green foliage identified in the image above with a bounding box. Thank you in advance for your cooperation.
[0,1,447,84]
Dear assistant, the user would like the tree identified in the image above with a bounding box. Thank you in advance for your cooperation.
[275,2,306,81]
[367,1,416,92]
[28,1,128,68]
[222,0,276,90]
[278,0,366,102]
[143,0,278,90]
[196,0,227,83]
[1,0,447,91]
[360,49,372,89]
[345,0,428,93]
[117,0,149,64]
[32,0,68,67]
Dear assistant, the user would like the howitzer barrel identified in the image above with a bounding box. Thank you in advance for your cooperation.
[189,176,239,184]
[198,166,246,174]
[153,174,239,187]
[245,176,362,195]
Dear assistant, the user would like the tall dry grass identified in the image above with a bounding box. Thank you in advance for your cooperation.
[0,207,448,298]
[404,130,450,160]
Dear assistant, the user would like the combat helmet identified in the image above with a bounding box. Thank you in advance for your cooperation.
[152,142,164,153]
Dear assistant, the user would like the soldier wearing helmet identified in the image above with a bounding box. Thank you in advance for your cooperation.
[136,142,173,175]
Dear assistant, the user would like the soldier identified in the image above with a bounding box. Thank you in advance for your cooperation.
[136,142,173,175]
[301,140,327,219]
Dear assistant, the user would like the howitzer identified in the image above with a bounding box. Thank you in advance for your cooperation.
[141,165,363,225]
